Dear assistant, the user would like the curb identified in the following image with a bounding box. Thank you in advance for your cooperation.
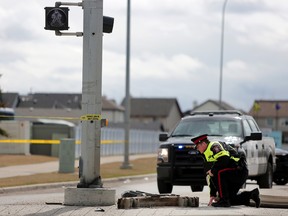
[260,194,288,208]
[0,173,156,194]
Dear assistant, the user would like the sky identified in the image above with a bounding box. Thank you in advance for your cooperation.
[1,0,288,113]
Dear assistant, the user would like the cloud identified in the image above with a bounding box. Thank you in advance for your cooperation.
[131,54,203,79]
[1,0,288,112]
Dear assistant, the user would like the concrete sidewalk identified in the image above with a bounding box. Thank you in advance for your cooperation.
[0,154,156,179]
[1,177,288,216]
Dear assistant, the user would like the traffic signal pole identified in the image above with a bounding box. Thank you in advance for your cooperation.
[45,0,115,205]
[77,0,103,188]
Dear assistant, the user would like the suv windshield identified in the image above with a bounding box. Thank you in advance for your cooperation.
[171,118,242,137]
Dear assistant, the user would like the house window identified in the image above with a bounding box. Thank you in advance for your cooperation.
[266,118,273,127]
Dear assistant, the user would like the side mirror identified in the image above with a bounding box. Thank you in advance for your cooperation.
[241,132,262,144]
[250,132,262,140]
[159,133,168,141]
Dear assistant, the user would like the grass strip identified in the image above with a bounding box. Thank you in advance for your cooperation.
[0,157,157,188]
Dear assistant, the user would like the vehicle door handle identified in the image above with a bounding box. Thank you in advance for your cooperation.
[255,144,258,149]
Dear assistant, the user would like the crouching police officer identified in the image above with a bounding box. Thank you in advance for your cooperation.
[192,134,260,208]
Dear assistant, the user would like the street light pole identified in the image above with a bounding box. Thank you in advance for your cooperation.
[219,0,228,110]
[121,0,132,169]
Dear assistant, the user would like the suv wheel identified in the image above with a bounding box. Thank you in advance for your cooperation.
[157,179,173,194]
[190,185,204,192]
[257,163,273,188]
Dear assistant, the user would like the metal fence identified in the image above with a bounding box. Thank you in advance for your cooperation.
[75,127,160,158]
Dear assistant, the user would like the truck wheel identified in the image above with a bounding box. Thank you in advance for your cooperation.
[273,176,288,185]
[190,185,204,192]
[257,163,273,188]
[157,179,173,194]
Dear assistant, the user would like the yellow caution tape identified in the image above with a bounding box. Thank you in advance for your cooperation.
[101,140,124,144]
[0,114,102,121]
[0,115,79,120]
[0,139,60,144]
[0,139,125,145]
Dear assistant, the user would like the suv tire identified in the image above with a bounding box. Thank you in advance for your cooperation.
[157,179,173,194]
[190,185,204,192]
[257,162,273,188]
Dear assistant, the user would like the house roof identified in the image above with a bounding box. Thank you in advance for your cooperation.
[195,99,236,111]
[1,92,19,108]
[248,100,288,117]
[122,97,182,117]
[183,99,238,115]
[18,93,82,109]
[102,97,124,111]
[108,121,163,131]
[16,93,124,111]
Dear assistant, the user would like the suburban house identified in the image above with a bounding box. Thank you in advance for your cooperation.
[248,100,288,144]
[1,93,183,131]
[122,97,183,132]
[0,93,182,155]
[1,92,19,108]
[3,92,288,153]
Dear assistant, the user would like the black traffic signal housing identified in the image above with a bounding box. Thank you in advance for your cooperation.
[45,7,69,31]
[103,16,114,33]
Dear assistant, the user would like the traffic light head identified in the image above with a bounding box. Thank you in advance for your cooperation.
[45,7,69,31]
[103,16,114,34]
[44,7,114,34]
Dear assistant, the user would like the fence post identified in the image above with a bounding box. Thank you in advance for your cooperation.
[59,139,76,173]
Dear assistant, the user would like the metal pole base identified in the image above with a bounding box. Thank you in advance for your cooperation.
[120,163,133,169]
[77,176,103,188]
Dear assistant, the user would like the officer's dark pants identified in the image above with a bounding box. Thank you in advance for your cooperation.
[211,167,250,205]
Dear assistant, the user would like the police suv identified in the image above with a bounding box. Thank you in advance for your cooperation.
[157,110,276,193]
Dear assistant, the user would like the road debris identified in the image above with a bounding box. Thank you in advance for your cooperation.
[117,190,199,209]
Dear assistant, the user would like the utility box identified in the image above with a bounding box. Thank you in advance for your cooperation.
[59,139,76,173]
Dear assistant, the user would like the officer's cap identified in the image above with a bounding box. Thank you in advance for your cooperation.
[191,134,208,145]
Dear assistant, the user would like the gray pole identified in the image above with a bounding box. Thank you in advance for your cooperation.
[78,0,103,188]
[219,0,228,110]
[121,0,132,169]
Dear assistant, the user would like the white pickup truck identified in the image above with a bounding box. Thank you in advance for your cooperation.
[157,110,276,193]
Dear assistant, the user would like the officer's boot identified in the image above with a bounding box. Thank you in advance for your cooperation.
[211,198,231,207]
[250,188,261,208]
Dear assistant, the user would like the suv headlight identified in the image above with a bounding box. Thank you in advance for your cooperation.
[157,148,169,163]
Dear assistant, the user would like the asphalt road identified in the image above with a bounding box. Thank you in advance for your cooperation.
[1,175,288,216]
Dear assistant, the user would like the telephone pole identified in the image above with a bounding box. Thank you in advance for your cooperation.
[219,0,228,110]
